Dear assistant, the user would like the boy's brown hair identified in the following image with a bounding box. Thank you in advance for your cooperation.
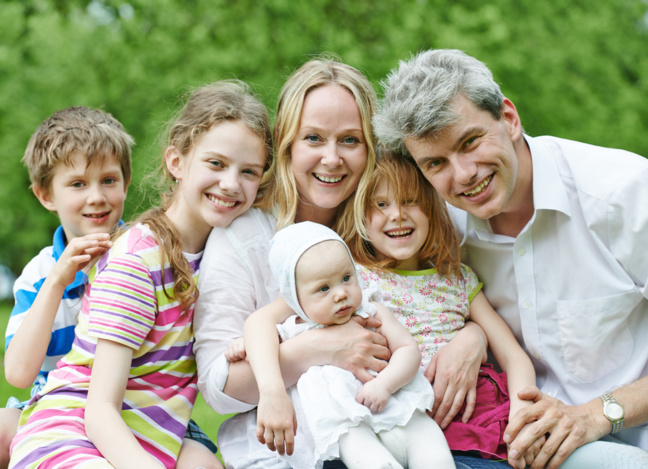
[23,106,134,192]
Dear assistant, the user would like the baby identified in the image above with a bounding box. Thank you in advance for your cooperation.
[236,222,455,469]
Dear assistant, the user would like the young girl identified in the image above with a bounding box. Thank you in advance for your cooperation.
[346,150,538,467]
[236,221,455,469]
[9,81,273,469]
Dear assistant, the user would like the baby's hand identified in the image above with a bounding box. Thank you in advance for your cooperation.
[256,390,297,456]
[51,233,112,286]
[225,337,246,362]
[356,378,391,413]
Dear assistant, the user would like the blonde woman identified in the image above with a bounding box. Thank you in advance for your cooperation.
[194,59,486,469]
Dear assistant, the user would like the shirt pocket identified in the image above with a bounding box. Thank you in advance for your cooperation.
[556,290,641,384]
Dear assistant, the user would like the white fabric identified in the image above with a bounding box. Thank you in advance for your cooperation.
[276,305,434,469]
[449,135,648,450]
[195,208,279,415]
[269,221,354,324]
[195,208,291,468]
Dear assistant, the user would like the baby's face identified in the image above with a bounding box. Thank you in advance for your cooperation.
[295,240,362,326]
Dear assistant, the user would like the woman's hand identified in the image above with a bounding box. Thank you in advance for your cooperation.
[256,389,298,456]
[315,316,391,383]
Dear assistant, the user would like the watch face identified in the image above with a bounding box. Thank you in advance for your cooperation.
[607,402,624,420]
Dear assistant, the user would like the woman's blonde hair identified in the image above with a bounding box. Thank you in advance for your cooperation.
[127,80,272,310]
[345,149,461,277]
[260,57,377,234]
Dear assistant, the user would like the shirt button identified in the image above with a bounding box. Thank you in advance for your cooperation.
[517,248,526,256]
[523,301,531,309]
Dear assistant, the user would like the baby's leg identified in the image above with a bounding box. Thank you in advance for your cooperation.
[0,408,21,469]
[339,422,403,469]
[380,411,455,469]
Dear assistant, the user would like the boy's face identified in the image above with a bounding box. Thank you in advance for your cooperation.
[34,152,128,242]
[295,241,362,326]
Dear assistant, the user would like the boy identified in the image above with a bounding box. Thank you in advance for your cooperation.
[1,106,133,467]
[2,106,222,469]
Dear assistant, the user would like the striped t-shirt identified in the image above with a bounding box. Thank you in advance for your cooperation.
[10,224,200,469]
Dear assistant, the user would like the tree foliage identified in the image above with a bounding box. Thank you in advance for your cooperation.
[1,0,647,272]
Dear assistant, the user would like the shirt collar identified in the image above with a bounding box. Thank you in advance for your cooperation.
[525,135,571,217]
[52,225,67,261]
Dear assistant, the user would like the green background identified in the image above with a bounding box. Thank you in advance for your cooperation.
[1,0,648,456]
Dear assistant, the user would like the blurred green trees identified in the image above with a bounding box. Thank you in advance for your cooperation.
[1,0,647,273]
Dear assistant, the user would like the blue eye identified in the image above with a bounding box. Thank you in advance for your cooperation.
[342,136,360,144]
[242,168,260,177]
[211,160,224,168]
[71,181,84,188]
[376,201,387,209]
[305,135,321,143]
[103,177,116,185]
[342,274,350,282]
[319,285,330,292]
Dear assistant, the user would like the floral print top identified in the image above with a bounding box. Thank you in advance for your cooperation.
[356,263,482,368]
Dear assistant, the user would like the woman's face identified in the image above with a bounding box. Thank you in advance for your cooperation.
[291,84,367,224]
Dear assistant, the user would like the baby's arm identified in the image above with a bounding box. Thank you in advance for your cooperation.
[468,292,540,466]
[243,297,298,456]
[85,339,163,468]
[4,233,112,388]
[356,303,422,412]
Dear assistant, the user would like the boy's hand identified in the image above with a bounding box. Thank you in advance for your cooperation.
[356,378,391,413]
[225,337,246,362]
[256,390,297,456]
[51,233,112,286]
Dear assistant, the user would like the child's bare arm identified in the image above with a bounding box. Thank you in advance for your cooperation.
[4,233,112,388]
[468,291,541,467]
[86,339,163,468]
[356,303,422,412]
[243,297,298,456]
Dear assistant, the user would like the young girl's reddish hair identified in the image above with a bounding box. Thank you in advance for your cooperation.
[346,149,461,277]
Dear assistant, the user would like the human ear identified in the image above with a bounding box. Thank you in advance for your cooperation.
[501,97,523,142]
[165,146,183,181]
[32,185,57,212]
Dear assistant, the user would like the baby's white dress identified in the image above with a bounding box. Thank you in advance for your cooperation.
[276,292,433,469]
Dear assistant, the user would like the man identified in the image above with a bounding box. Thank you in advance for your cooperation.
[374,49,648,468]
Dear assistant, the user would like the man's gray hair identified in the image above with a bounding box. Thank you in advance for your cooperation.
[374,49,504,150]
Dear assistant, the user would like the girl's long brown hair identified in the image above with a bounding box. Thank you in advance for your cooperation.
[121,81,272,310]
[345,149,461,277]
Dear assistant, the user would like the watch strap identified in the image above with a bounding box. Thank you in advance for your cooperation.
[600,393,624,434]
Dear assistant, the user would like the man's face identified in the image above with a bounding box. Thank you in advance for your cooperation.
[404,95,522,220]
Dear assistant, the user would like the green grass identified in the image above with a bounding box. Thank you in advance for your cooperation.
[0,301,233,461]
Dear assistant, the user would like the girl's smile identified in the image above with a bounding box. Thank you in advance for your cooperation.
[367,180,430,271]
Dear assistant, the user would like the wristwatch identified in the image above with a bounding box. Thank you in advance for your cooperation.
[600,393,624,434]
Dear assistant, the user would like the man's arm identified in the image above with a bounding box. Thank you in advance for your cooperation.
[424,320,487,428]
[506,375,648,469]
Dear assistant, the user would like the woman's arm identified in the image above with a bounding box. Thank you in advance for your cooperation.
[5,234,111,388]
[85,339,163,469]
[195,217,390,412]
[223,315,391,404]
[356,303,421,412]
[243,298,297,456]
